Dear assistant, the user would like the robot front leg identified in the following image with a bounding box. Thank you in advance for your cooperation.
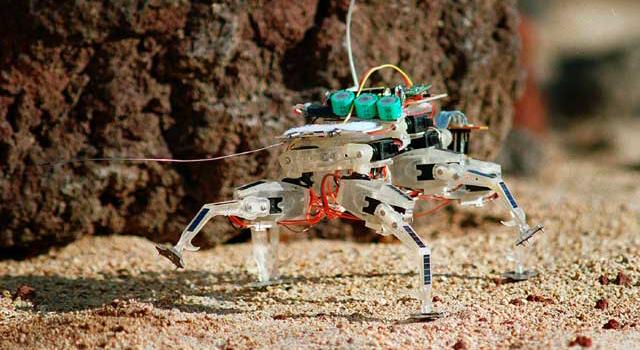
[432,163,544,246]
[374,204,436,315]
[156,196,271,269]
[336,179,442,318]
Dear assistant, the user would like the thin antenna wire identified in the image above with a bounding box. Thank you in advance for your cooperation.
[346,0,358,89]
[39,142,283,167]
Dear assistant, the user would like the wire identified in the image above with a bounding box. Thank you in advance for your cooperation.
[343,64,414,123]
[414,199,451,218]
[346,0,358,89]
[229,215,248,229]
[38,142,283,167]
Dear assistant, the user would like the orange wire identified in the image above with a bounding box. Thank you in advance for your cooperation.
[414,199,451,218]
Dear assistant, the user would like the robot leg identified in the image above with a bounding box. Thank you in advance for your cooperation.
[374,204,439,316]
[157,179,308,284]
[433,163,544,246]
[156,197,271,268]
[249,222,280,283]
[337,179,443,318]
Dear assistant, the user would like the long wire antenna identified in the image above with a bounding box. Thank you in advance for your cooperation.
[346,0,358,89]
[38,142,283,167]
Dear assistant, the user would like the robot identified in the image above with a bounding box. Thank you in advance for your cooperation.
[157,64,544,319]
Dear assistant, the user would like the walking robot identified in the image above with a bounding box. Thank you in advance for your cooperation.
[157,71,544,319]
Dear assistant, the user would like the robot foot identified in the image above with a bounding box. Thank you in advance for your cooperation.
[515,224,544,246]
[502,270,538,282]
[409,311,446,322]
[156,244,185,269]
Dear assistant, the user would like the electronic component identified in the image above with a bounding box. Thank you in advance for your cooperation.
[377,95,402,121]
[330,90,355,117]
[449,129,470,154]
[369,138,400,161]
[405,114,434,134]
[354,93,378,119]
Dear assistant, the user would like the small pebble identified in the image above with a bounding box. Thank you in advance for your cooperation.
[452,339,467,350]
[603,319,621,330]
[614,271,631,286]
[13,285,36,301]
[111,325,125,333]
[526,294,554,304]
[598,275,609,285]
[594,299,608,310]
[569,335,592,347]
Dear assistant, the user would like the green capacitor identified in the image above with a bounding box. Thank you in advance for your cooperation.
[354,93,378,119]
[330,90,355,117]
[376,95,402,121]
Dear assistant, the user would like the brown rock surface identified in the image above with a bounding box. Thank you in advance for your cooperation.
[0,1,522,256]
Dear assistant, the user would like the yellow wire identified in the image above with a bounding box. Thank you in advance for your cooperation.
[343,64,413,123]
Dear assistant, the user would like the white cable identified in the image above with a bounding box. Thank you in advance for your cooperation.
[346,0,358,89]
[39,142,283,167]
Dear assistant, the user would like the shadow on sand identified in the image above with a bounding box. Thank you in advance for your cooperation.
[0,269,501,322]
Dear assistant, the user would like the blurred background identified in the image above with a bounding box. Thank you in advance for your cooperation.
[500,0,640,174]
[0,0,638,258]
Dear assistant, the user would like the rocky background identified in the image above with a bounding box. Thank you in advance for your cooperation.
[0,0,522,258]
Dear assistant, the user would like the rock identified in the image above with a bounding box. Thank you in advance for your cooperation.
[568,335,592,347]
[509,298,524,306]
[598,275,609,285]
[452,340,467,350]
[0,0,522,256]
[614,271,631,286]
[526,294,554,304]
[13,284,36,301]
[594,298,608,310]
[111,325,125,333]
[603,319,621,330]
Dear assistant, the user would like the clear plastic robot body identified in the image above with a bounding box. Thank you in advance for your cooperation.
[157,74,543,319]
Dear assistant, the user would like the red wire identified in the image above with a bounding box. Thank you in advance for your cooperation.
[413,199,451,218]
[229,215,248,228]
[429,102,437,119]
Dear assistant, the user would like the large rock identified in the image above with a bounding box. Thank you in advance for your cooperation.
[0,0,522,257]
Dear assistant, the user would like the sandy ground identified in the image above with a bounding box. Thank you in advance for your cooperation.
[1,138,639,349]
